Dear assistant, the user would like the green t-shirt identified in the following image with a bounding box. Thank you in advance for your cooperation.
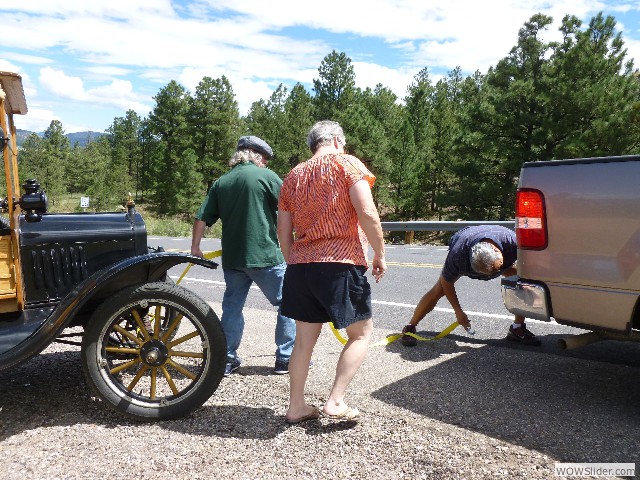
[196,162,285,269]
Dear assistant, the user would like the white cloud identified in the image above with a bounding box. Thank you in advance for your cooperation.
[39,67,89,101]
[1,1,638,132]
[4,0,177,18]
[3,53,53,66]
[624,37,640,68]
[233,78,278,113]
[12,107,59,133]
[352,62,416,100]
[39,67,150,114]
[86,79,151,113]
[201,0,607,43]
[84,66,134,77]
[178,67,281,114]
[0,59,24,75]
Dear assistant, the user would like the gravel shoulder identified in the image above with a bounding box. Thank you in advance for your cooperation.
[1,304,638,479]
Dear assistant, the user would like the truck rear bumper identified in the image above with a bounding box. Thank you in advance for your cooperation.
[501,276,551,321]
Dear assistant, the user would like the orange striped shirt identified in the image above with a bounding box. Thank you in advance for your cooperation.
[278,153,376,267]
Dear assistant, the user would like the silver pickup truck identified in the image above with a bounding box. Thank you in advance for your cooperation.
[501,155,640,349]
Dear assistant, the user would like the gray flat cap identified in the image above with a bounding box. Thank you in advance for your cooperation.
[237,135,273,158]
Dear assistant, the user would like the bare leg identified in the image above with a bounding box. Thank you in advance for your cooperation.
[514,314,525,325]
[286,321,322,421]
[323,318,373,416]
[409,279,445,327]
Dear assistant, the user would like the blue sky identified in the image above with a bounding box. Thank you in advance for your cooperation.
[1,0,639,133]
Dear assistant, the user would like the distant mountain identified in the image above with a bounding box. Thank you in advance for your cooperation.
[66,131,107,147]
[15,129,107,148]
[14,129,30,146]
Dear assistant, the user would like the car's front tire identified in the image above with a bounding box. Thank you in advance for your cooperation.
[81,281,226,420]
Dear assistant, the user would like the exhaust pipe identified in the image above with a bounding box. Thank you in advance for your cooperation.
[558,332,603,350]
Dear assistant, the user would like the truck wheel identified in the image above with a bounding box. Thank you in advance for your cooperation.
[81,281,226,420]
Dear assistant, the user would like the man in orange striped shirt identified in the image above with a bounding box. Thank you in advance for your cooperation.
[278,120,386,424]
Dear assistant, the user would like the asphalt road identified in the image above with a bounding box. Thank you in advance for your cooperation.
[157,236,640,368]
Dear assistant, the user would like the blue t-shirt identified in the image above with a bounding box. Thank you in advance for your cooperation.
[441,226,517,282]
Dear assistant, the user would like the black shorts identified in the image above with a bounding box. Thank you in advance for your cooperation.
[281,262,372,329]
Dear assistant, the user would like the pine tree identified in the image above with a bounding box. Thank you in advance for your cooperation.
[245,84,289,175]
[85,137,126,211]
[404,68,435,219]
[283,83,315,168]
[188,76,240,191]
[428,73,462,219]
[313,51,357,122]
[346,85,400,208]
[547,13,640,157]
[106,110,141,199]
[453,15,553,220]
[147,81,202,215]
[19,121,69,204]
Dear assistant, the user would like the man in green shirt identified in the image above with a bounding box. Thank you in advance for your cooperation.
[191,136,295,376]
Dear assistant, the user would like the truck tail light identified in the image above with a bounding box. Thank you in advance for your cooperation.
[516,189,547,249]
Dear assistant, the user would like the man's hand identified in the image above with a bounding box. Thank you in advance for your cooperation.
[456,311,471,330]
[190,245,204,258]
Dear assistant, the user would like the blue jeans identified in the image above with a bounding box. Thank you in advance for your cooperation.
[221,263,295,363]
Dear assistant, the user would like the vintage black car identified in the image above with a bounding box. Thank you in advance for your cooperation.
[0,71,226,420]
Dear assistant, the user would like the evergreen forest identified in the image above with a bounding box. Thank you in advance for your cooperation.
[15,13,640,225]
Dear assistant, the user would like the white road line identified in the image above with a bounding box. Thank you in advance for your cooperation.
[171,275,556,324]
[372,300,513,320]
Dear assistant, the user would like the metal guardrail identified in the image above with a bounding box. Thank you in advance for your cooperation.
[381,220,515,232]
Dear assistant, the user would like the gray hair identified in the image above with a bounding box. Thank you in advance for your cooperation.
[470,242,502,274]
[306,120,346,153]
[229,149,264,168]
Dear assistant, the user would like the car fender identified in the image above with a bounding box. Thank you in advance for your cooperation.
[0,252,217,371]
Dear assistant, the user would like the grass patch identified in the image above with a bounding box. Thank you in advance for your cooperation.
[48,194,90,213]
[143,216,193,237]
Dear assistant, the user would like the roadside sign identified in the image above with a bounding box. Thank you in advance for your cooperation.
[80,197,90,208]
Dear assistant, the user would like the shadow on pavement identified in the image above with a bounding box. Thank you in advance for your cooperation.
[372,342,640,463]
[0,350,289,441]
[0,350,358,442]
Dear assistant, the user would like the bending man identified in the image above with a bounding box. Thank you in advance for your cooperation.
[401,225,541,347]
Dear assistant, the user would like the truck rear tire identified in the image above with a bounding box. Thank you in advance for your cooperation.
[81,281,226,420]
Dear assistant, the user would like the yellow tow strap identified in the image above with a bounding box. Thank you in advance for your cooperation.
[176,250,460,347]
[329,320,461,348]
[175,250,222,285]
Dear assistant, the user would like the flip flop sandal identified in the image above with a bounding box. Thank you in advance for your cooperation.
[285,406,321,425]
[322,406,360,421]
